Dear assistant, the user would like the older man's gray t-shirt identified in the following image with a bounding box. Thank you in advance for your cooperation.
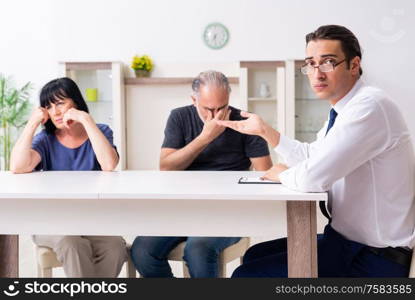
[162,105,269,170]
[31,124,116,171]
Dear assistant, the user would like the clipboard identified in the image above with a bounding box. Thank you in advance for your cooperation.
[238,177,281,184]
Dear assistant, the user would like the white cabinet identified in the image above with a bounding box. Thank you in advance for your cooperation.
[59,62,126,169]
[240,60,331,158]
[285,60,331,142]
[239,61,286,163]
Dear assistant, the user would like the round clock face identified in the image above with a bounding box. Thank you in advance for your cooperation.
[203,23,229,49]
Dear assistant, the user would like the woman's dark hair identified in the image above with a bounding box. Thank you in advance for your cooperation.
[39,77,89,133]
[306,25,363,75]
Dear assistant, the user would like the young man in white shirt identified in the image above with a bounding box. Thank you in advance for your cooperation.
[218,25,415,277]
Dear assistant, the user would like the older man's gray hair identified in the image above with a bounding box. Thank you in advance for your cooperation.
[191,70,232,98]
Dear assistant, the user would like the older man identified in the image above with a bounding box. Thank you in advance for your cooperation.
[131,70,272,277]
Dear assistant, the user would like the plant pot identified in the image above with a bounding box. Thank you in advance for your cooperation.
[134,70,151,78]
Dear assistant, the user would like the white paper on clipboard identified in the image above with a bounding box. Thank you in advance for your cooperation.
[238,177,281,184]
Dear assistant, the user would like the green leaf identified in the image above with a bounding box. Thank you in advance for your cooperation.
[0,74,32,170]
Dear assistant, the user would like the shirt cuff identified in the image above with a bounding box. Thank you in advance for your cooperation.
[273,135,298,159]
[278,168,293,188]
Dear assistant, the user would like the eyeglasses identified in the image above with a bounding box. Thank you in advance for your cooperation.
[301,59,346,75]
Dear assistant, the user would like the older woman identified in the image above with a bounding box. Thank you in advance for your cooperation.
[10,77,126,277]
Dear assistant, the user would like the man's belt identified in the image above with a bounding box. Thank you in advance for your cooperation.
[365,246,413,267]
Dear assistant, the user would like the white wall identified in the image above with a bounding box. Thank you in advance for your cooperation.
[3,0,414,162]
[126,78,240,170]
[1,0,414,277]
[0,0,415,135]
[2,0,414,163]
[2,0,414,127]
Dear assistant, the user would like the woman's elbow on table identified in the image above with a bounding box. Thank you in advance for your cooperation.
[101,156,120,171]
[10,165,32,174]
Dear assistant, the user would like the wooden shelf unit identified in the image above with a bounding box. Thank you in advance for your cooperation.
[125,77,239,85]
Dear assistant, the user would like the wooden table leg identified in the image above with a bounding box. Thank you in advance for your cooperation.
[0,235,19,277]
[287,201,317,277]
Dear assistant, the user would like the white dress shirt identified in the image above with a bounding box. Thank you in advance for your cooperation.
[275,80,415,248]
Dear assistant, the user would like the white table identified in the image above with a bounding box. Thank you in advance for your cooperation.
[0,171,327,277]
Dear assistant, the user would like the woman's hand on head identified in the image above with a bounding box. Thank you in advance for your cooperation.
[62,108,90,128]
[29,107,49,126]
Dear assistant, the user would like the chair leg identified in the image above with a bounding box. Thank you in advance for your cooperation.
[37,264,42,278]
[182,263,190,278]
[126,257,136,278]
[218,255,227,278]
[39,266,52,278]
[218,263,226,278]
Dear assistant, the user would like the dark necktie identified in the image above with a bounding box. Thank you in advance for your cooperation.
[325,108,338,136]
[319,108,338,221]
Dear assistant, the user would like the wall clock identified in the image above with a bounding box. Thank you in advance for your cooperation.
[203,23,229,50]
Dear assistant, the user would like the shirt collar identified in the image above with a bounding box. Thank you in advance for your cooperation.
[332,79,364,114]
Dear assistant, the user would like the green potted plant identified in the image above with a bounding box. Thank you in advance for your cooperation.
[0,74,32,171]
[131,54,153,77]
